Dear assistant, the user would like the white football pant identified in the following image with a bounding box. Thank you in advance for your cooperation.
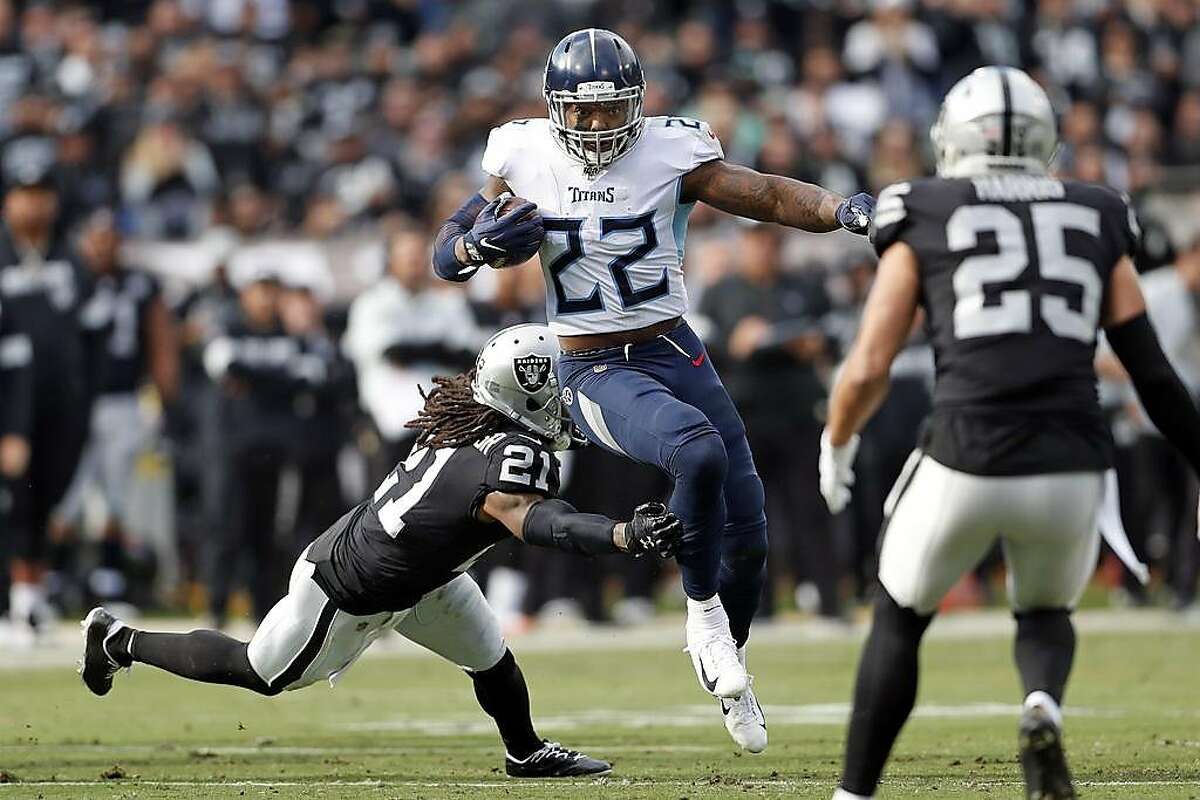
[247,548,507,692]
[878,452,1103,615]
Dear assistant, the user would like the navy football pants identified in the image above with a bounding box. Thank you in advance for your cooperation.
[557,322,767,647]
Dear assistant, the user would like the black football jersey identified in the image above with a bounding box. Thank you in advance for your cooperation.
[84,269,161,395]
[307,428,561,615]
[872,175,1138,475]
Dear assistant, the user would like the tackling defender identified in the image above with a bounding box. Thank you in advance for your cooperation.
[820,67,1200,800]
[432,28,876,752]
[80,324,682,779]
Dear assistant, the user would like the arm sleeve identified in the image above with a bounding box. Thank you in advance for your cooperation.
[1106,312,1200,475]
[432,192,488,282]
[521,497,621,555]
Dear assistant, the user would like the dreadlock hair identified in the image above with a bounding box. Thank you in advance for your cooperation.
[405,369,512,449]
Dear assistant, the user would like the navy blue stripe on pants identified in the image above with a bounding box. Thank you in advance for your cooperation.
[557,322,767,647]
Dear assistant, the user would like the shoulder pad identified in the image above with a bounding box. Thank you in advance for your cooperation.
[645,116,724,172]
[481,119,547,179]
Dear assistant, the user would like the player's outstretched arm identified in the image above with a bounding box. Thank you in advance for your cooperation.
[1103,256,1200,476]
[820,241,921,513]
[479,492,682,558]
[680,159,875,234]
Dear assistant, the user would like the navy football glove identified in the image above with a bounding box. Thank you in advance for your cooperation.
[623,502,683,559]
[462,195,544,267]
[836,192,875,236]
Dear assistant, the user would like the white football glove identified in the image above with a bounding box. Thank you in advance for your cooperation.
[819,429,860,515]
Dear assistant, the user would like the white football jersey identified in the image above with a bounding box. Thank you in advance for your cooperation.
[481,116,724,335]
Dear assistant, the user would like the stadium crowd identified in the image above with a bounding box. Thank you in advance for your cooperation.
[2,0,1200,643]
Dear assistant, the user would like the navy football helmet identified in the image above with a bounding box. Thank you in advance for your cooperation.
[544,28,645,174]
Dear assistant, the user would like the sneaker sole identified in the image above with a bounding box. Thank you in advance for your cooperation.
[78,608,113,697]
[505,767,612,779]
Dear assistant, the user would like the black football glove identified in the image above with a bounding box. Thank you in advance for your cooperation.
[623,502,683,559]
[835,192,875,236]
[462,195,544,267]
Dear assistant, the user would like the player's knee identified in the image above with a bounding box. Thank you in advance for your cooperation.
[671,429,727,491]
[723,523,768,572]
[873,588,934,642]
[725,471,766,524]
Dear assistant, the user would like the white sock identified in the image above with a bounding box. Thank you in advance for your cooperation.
[10,582,40,626]
[686,595,730,633]
[1024,690,1064,730]
[833,788,873,800]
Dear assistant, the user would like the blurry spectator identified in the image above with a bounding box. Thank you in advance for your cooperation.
[342,224,477,486]
[49,209,179,608]
[201,261,291,626]
[867,119,922,193]
[0,162,92,644]
[700,224,839,618]
[55,110,118,231]
[120,117,220,239]
[277,273,351,560]
[843,0,940,128]
[1101,243,1200,609]
[199,59,268,185]
[304,122,396,237]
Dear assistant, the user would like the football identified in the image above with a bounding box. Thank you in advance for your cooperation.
[493,193,544,267]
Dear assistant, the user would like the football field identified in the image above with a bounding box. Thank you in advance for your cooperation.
[2,610,1199,799]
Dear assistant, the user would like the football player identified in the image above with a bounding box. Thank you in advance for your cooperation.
[821,67,1200,800]
[80,324,682,779]
[432,28,876,752]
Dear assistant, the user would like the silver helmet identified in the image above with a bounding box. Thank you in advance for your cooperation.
[473,324,575,450]
[931,66,1058,178]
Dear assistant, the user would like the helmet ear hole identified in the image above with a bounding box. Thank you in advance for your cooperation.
[526,398,540,412]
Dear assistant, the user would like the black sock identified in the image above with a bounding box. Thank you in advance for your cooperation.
[125,628,274,694]
[468,649,542,760]
[840,590,933,796]
[1013,608,1075,705]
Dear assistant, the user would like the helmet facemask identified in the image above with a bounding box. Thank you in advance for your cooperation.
[546,83,645,176]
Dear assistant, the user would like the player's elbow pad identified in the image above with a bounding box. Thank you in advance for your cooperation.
[432,193,488,282]
[1106,312,1200,475]
[522,498,620,556]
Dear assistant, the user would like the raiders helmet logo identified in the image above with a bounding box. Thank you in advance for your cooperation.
[513,354,552,393]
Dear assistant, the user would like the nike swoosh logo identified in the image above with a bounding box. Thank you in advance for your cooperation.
[720,700,732,716]
[456,264,480,276]
[691,352,706,367]
[699,660,718,693]
[478,237,505,252]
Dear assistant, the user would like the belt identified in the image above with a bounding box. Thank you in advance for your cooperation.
[558,317,683,353]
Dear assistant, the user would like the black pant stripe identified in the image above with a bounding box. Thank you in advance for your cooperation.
[270,600,337,692]
[875,452,925,561]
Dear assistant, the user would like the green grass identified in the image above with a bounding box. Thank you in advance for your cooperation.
[2,619,1199,799]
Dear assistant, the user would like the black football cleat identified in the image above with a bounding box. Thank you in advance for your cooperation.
[1019,703,1076,800]
[79,606,129,696]
[505,741,611,778]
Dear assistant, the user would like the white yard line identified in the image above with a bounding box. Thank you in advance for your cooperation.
[0,779,1197,789]
[4,608,1197,672]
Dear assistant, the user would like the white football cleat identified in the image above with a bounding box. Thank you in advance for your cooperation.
[721,681,767,753]
[684,598,747,699]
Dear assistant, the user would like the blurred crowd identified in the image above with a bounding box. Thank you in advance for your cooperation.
[2,0,1200,642]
